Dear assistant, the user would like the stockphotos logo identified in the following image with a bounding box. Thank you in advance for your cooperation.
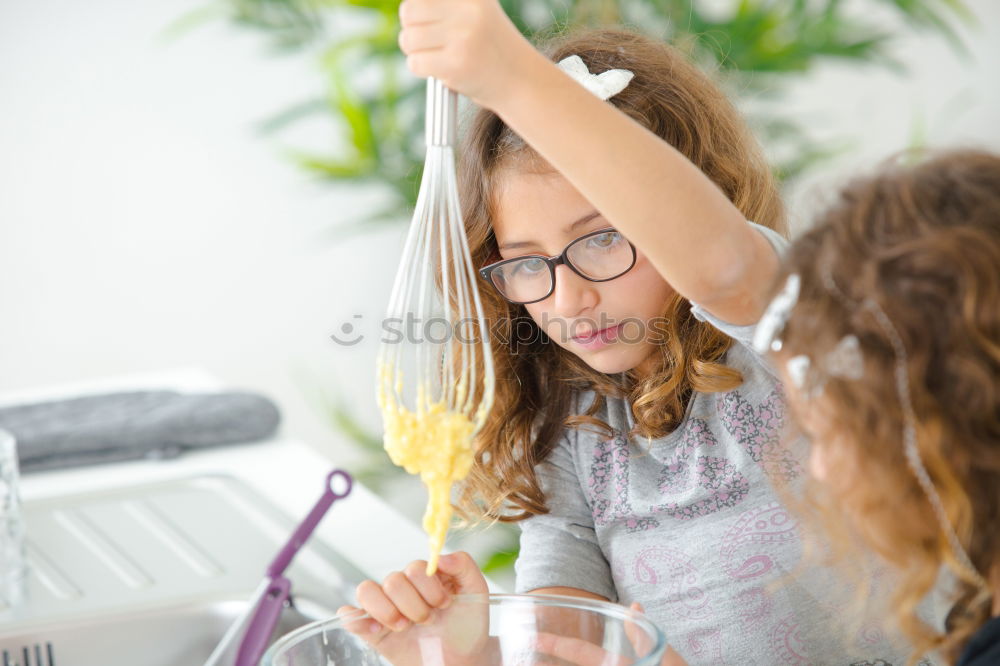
[329,313,671,348]
[329,315,365,346]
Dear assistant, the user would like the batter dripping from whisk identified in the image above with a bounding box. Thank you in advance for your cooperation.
[378,362,491,574]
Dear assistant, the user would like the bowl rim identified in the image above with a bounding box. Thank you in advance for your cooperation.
[262,592,667,666]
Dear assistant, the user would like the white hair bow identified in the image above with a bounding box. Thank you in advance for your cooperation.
[753,272,864,396]
[557,55,634,101]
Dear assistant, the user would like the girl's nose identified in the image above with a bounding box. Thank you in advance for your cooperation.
[550,264,598,318]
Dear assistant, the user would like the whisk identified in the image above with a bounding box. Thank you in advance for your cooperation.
[376,77,495,575]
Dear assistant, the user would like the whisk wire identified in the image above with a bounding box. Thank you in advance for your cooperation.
[376,76,495,573]
[380,76,492,418]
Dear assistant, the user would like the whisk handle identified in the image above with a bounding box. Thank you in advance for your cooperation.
[426,77,457,147]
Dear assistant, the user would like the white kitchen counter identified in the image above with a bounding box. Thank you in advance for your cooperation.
[2,367,460,590]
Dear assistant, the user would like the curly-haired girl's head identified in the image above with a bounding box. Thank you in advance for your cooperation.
[453,26,786,522]
[774,149,1000,663]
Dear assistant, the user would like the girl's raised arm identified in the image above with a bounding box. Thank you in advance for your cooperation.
[399,0,779,325]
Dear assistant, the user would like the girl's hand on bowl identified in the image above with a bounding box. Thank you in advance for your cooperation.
[338,550,488,634]
[337,552,491,665]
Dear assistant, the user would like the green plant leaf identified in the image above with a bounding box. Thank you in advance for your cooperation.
[287,150,376,179]
[481,548,520,574]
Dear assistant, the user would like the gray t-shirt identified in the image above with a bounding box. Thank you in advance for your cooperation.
[514,224,931,664]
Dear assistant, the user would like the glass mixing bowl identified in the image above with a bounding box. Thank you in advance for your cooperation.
[262,593,667,666]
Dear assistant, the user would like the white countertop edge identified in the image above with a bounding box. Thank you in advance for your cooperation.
[20,438,430,587]
[5,368,504,595]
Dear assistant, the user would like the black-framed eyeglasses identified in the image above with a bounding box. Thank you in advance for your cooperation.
[479,228,637,305]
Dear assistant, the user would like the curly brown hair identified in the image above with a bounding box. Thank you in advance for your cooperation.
[776,149,1000,664]
[453,27,786,522]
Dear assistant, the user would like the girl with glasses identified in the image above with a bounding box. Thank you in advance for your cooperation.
[340,9,923,665]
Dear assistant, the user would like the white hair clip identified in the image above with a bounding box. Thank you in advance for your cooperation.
[753,273,800,354]
[785,334,864,397]
[753,273,864,395]
[785,354,811,390]
[824,333,864,381]
[557,55,634,101]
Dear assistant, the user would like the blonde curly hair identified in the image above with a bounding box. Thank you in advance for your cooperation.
[777,149,1000,664]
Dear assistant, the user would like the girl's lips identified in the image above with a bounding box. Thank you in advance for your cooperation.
[572,323,623,349]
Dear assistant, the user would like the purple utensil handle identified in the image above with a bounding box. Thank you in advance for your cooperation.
[266,469,352,579]
[235,576,291,666]
[232,469,352,666]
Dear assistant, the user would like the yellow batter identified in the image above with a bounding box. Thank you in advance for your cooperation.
[377,361,491,574]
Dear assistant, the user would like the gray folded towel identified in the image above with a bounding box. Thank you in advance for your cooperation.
[0,390,281,473]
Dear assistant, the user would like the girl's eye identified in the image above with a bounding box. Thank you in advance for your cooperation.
[586,231,622,250]
[511,257,547,276]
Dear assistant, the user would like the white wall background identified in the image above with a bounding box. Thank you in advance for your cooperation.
[1,0,998,497]
[0,0,404,475]
[772,1,1000,227]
